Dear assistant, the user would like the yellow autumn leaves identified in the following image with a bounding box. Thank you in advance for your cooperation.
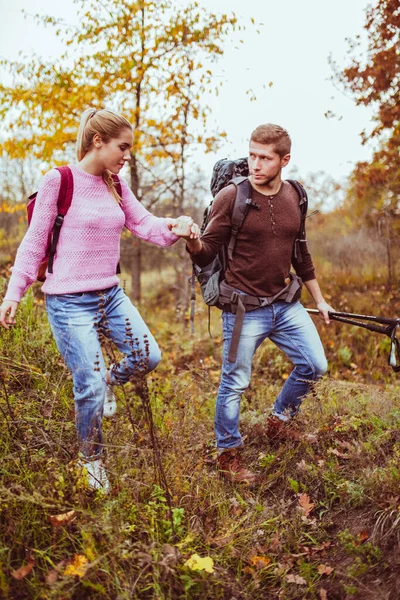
[184,553,214,573]
[63,554,89,578]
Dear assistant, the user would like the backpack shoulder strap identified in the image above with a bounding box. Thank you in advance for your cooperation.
[286,179,308,262]
[111,174,123,274]
[227,177,252,261]
[111,173,123,198]
[286,179,308,215]
[55,166,74,215]
[47,166,74,273]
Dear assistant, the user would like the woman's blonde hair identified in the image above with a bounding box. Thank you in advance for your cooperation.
[76,108,132,202]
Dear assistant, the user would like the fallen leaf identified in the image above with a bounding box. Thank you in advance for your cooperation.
[63,554,89,578]
[48,510,76,528]
[249,555,271,569]
[297,459,308,471]
[269,533,281,552]
[11,557,35,580]
[286,573,307,585]
[310,541,332,555]
[319,589,328,600]
[45,569,59,585]
[184,553,214,573]
[208,534,234,548]
[298,493,315,517]
[328,448,349,459]
[358,530,369,543]
[317,564,334,575]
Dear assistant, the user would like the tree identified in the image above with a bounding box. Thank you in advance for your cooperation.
[0,157,39,263]
[0,0,238,300]
[332,0,399,214]
[333,0,399,141]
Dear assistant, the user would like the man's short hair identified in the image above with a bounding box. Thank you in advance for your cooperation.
[250,124,291,157]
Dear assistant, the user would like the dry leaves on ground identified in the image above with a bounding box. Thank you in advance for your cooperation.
[63,554,89,578]
[11,556,35,580]
[286,573,307,585]
[184,554,214,574]
[249,555,271,570]
[317,564,334,575]
[298,493,315,517]
[48,510,77,528]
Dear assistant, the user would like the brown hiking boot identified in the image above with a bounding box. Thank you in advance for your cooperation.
[217,447,257,485]
[265,415,317,442]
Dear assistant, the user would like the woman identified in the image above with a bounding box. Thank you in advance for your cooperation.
[0,108,199,492]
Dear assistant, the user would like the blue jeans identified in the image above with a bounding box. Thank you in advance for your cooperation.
[46,286,161,458]
[215,300,327,449]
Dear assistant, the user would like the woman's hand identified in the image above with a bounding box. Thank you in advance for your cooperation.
[168,216,200,240]
[0,300,19,329]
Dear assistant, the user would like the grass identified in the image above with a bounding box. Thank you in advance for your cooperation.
[0,273,400,599]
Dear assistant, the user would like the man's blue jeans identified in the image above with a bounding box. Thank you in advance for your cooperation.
[46,286,161,458]
[215,300,327,449]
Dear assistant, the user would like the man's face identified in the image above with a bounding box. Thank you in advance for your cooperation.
[248,141,290,185]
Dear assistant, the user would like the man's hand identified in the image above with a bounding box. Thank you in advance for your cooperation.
[316,300,334,325]
[168,216,200,240]
[303,280,334,325]
[0,300,19,329]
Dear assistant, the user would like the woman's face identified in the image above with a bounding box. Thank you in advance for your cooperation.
[95,128,133,174]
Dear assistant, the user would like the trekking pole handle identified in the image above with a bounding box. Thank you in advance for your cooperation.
[307,308,325,315]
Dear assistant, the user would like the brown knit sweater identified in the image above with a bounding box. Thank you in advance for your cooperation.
[189,180,316,297]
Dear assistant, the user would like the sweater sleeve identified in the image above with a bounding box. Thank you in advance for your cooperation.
[4,169,61,302]
[188,185,236,267]
[120,180,179,246]
[291,240,316,282]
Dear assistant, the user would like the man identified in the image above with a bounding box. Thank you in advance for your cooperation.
[186,124,334,484]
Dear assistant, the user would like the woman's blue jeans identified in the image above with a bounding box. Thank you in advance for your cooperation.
[215,300,327,449]
[46,286,161,458]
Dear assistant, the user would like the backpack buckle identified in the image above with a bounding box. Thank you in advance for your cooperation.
[55,214,64,227]
[230,291,239,304]
[259,297,272,307]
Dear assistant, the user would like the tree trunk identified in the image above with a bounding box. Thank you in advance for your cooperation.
[385,212,393,291]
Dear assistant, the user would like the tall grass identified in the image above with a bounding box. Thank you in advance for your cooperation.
[1,270,400,599]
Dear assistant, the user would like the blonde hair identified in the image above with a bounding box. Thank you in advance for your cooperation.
[250,124,291,158]
[76,108,132,202]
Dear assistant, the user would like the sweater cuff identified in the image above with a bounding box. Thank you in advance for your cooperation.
[4,272,32,303]
[300,270,316,283]
[161,220,179,245]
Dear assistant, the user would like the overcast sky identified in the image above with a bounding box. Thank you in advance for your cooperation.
[0,0,374,187]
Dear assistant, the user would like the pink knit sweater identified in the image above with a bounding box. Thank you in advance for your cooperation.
[5,165,179,302]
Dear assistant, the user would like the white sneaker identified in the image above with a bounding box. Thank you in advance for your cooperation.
[81,458,110,493]
[103,384,117,418]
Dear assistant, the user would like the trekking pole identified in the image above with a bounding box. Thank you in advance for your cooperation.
[306,309,400,372]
